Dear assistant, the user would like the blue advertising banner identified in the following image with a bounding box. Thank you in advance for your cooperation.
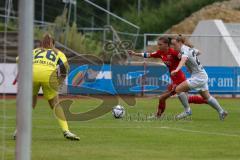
[182,67,240,94]
[67,65,240,95]
[205,67,239,93]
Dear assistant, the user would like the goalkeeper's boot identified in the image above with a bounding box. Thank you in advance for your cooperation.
[63,131,80,141]
[13,129,17,140]
[219,110,228,121]
[175,110,192,120]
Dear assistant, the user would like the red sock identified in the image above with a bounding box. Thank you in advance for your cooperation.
[157,99,166,117]
[188,96,207,104]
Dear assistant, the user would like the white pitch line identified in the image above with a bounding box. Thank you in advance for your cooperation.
[1,125,240,138]
[159,126,240,138]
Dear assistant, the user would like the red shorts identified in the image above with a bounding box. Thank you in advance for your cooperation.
[167,71,186,91]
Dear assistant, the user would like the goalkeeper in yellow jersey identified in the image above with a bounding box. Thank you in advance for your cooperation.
[14,33,79,141]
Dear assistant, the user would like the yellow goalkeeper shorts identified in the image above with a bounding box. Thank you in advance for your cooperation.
[33,81,57,100]
[33,70,59,100]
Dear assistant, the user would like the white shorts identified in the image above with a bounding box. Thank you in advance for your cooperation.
[187,73,208,91]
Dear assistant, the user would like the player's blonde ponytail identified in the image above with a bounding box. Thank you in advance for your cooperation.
[176,34,194,48]
[41,33,54,48]
[41,33,59,55]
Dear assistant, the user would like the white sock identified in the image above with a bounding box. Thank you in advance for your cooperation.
[207,96,224,113]
[178,92,191,112]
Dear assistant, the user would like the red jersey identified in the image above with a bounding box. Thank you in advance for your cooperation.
[150,48,186,85]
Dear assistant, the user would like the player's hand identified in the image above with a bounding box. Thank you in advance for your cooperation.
[167,84,177,91]
[171,70,178,76]
[128,50,135,56]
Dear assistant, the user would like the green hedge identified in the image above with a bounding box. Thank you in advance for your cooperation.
[114,0,226,33]
[35,9,103,56]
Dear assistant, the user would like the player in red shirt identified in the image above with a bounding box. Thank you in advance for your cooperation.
[128,36,206,117]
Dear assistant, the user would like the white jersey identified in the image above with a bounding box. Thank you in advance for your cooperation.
[180,45,206,75]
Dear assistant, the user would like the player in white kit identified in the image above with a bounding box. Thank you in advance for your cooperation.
[170,35,228,120]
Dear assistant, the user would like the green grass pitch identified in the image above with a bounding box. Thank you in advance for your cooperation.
[0,97,240,160]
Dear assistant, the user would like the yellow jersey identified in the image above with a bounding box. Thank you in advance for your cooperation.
[32,48,69,82]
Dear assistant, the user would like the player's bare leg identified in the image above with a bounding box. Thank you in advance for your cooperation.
[156,90,172,117]
[175,81,190,93]
[49,96,80,140]
[155,82,198,118]
[155,84,179,117]
[13,95,38,140]
[199,90,228,120]
[32,95,38,109]
[157,98,166,117]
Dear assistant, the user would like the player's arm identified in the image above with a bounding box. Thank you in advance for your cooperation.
[57,61,68,86]
[171,49,181,59]
[128,50,163,58]
[57,51,69,84]
[57,59,69,78]
[128,50,151,58]
[171,56,188,76]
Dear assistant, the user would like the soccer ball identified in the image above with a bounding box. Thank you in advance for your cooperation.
[112,105,125,118]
